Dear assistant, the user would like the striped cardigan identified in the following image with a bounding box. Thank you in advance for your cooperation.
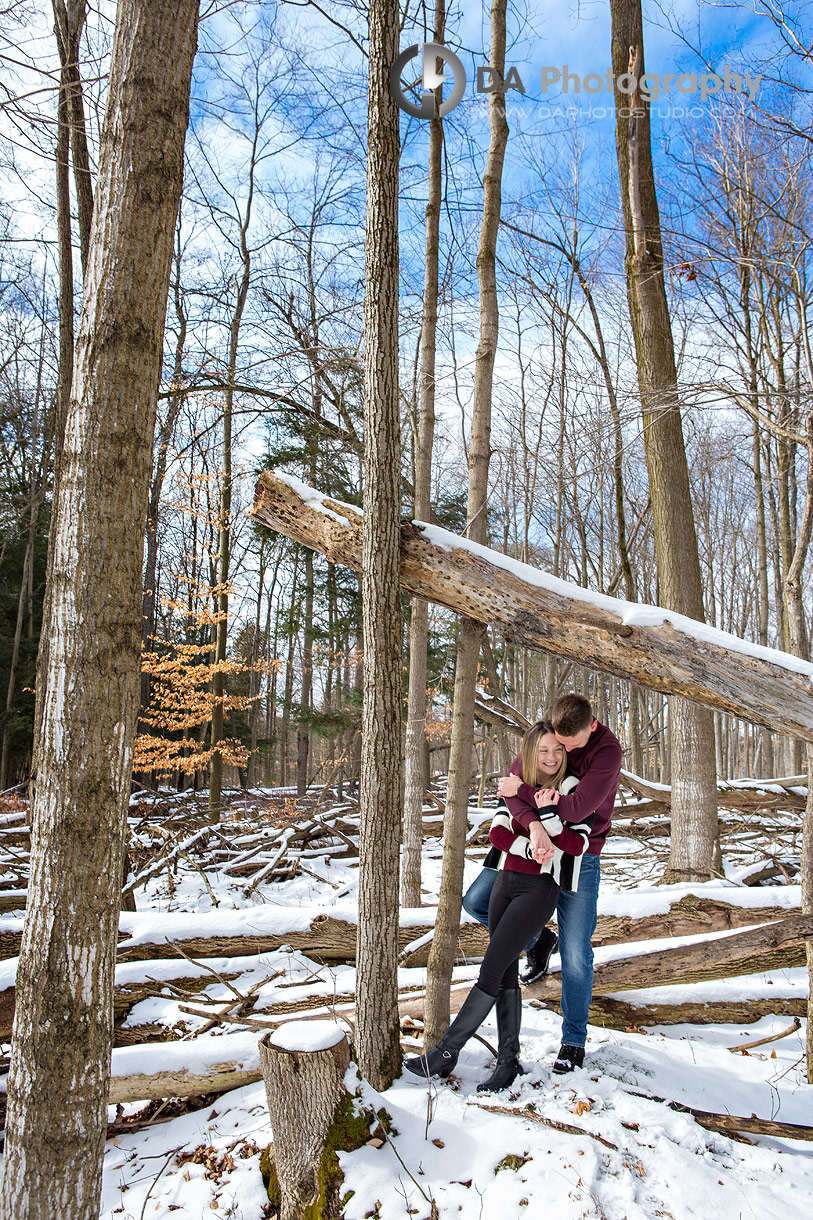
[486,776,595,892]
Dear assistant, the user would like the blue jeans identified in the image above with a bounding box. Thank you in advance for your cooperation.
[461,854,601,1048]
[557,853,600,1048]
[462,867,539,954]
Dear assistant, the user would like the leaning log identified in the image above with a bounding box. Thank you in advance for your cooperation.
[250,473,813,740]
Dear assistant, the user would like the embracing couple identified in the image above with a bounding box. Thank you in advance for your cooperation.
[405,693,622,1090]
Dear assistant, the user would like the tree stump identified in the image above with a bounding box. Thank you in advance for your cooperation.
[259,1021,372,1220]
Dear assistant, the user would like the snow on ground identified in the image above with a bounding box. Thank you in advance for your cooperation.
[2,785,809,1218]
[98,1004,811,1220]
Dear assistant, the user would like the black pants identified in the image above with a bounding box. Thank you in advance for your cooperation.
[477,869,560,996]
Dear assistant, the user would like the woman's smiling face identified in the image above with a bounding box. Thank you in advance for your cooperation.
[536,732,564,777]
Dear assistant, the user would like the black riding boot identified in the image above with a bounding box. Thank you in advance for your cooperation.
[403,985,496,1080]
[476,987,525,1093]
[520,926,558,985]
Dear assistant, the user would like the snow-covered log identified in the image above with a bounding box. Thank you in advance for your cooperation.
[397,912,813,1025]
[522,913,811,1001]
[251,472,813,740]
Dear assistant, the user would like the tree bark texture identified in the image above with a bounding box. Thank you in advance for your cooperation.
[355,0,402,1092]
[250,474,813,742]
[402,3,445,909]
[610,0,720,880]
[259,1029,352,1220]
[424,0,510,1047]
[0,5,199,1218]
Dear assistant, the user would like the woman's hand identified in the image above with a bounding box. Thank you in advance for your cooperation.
[534,788,560,808]
[497,774,521,798]
[529,821,555,864]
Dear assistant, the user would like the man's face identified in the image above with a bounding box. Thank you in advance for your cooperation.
[554,719,598,751]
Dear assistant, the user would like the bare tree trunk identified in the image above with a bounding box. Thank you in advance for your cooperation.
[402,2,445,908]
[295,550,314,797]
[0,484,41,789]
[0,4,198,1217]
[139,223,186,738]
[424,0,509,1046]
[752,421,774,774]
[783,408,813,666]
[210,157,255,818]
[355,0,402,1091]
[30,35,77,783]
[610,0,719,880]
[52,0,93,272]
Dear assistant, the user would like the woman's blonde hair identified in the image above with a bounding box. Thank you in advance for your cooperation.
[519,719,567,788]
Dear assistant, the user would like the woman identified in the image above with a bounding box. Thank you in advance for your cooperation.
[404,721,595,1092]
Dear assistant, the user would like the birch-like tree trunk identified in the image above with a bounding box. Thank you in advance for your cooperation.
[0,5,199,1217]
[424,0,509,1046]
[402,1,445,908]
[210,149,256,816]
[355,0,402,1090]
[610,0,719,880]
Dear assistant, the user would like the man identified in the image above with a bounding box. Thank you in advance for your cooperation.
[497,693,622,1073]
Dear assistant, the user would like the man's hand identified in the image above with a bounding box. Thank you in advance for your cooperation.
[497,774,521,798]
[534,788,560,808]
[529,821,555,865]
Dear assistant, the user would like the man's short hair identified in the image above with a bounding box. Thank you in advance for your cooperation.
[552,693,594,736]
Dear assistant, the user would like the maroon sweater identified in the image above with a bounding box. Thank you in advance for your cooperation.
[504,721,622,855]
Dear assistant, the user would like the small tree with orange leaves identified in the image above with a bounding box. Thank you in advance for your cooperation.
[134,587,254,788]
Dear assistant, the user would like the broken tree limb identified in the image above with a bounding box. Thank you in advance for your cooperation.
[623,1090,813,1145]
[250,473,813,739]
[727,1017,801,1052]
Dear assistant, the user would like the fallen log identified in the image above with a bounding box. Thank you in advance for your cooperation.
[590,893,796,946]
[114,915,488,966]
[524,913,813,1001]
[394,914,813,1024]
[625,1092,813,1145]
[0,914,486,964]
[251,473,813,740]
[620,770,806,812]
[558,994,806,1030]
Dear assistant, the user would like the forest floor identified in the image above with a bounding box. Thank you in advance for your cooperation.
[2,781,810,1218]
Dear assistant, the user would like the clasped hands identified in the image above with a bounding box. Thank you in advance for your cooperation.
[496,774,559,865]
